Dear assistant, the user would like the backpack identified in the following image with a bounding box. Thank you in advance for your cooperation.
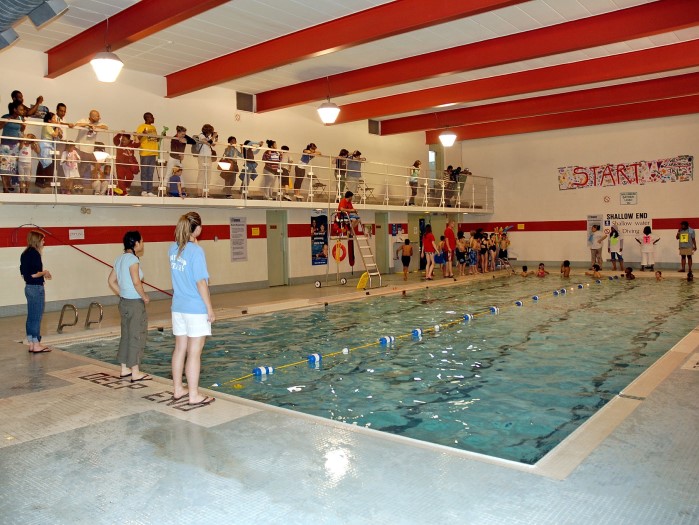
[191,141,203,156]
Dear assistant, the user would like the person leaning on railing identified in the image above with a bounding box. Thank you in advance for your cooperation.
[35,112,63,189]
[0,101,26,192]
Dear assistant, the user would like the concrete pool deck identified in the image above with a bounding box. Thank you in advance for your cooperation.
[1,271,698,524]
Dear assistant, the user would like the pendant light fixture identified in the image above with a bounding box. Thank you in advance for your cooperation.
[317,77,340,124]
[90,18,123,83]
[438,130,457,147]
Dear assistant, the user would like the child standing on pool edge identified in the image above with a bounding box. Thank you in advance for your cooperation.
[169,212,215,407]
[635,226,660,271]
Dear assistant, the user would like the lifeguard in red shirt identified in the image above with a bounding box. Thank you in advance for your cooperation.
[337,191,360,231]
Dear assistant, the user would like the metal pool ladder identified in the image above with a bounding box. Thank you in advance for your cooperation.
[57,304,78,333]
[85,302,103,329]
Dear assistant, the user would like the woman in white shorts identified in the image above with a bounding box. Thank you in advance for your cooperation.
[168,211,215,406]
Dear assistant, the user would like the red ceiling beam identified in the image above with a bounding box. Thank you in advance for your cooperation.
[166,0,526,98]
[348,39,699,127]
[424,95,699,144]
[257,0,699,112]
[46,0,229,78]
[381,64,699,135]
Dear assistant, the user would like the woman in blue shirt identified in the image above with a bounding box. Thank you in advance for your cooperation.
[168,212,215,407]
[107,231,151,382]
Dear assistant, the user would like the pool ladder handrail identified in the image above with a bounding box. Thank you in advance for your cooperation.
[85,302,103,329]
[57,304,78,333]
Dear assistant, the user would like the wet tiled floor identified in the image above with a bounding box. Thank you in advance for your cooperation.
[1,273,698,524]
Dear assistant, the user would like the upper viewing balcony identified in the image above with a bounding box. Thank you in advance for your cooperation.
[0,118,494,214]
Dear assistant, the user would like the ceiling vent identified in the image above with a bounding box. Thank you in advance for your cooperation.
[236,92,255,112]
[368,120,380,135]
[29,0,68,28]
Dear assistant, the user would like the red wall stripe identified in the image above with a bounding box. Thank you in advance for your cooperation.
[0,224,266,248]
[2,218,697,248]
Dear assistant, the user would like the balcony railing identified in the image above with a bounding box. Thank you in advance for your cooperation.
[0,118,493,213]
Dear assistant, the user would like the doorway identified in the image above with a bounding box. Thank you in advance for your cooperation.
[374,212,389,274]
[266,210,288,286]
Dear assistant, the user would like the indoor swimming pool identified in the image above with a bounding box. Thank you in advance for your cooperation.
[59,277,699,464]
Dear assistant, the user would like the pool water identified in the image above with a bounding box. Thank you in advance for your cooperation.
[62,277,699,464]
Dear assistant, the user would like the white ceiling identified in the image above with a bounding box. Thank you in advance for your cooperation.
[8,0,699,120]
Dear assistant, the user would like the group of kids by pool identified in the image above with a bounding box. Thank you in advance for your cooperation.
[391,220,696,283]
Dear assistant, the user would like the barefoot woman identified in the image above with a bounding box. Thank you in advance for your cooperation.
[169,212,215,406]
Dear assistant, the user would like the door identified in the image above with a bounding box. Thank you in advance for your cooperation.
[374,212,389,274]
[266,210,287,286]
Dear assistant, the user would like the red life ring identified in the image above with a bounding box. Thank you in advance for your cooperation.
[332,242,347,262]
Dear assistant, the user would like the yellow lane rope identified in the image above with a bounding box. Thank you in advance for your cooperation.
[218,279,609,388]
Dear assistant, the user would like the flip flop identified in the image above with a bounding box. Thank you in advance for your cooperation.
[119,373,132,379]
[187,396,215,407]
[131,374,153,383]
[170,394,187,402]
[28,347,52,353]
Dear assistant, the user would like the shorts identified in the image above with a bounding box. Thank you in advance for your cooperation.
[469,250,478,266]
[172,312,211,337]
[679,248,694,256]
[455,250,466,264]
[401,255,411,268]
[434,254,445,264]
[611,252,623,261]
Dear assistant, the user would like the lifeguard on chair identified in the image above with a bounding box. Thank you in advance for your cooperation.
[336,191,360,235]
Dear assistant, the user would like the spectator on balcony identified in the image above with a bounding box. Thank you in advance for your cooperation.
[136,112,158,196]
[261,139,281,200]
[74,109,108,180]
[294,143,321,201]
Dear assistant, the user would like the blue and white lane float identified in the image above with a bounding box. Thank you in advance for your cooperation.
[379,335,396,346]
[307,353,322,363]
[463,313,474,321]
[412,328,422,339]
[489,306,500,314]
[253,366,274,376]
[514,300,523,307]
[532,295,539,301]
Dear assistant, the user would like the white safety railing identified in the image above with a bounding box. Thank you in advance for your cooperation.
[0,118,494,212]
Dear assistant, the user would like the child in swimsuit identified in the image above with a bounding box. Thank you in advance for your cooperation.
[536,263,549,277]
[396,239,413,281]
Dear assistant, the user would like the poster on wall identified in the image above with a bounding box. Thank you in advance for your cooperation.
[311,210,328,265]
[558,155,693,190]
[230,217,247,262]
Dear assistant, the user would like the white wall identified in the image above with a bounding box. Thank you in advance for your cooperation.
[454,115,699,265]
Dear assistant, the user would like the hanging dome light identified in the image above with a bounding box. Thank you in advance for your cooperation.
[439,130,457,147]
[90,49,123,83]
[317,100,340,124]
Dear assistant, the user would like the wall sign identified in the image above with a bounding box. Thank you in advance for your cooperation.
[230,217,247,262]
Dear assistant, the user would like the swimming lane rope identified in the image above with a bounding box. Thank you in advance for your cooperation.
[217,278,621,388]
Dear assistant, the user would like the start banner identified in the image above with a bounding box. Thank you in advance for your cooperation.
[558,155,693,191]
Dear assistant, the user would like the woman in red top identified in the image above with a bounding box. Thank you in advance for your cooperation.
[421,224,439,280]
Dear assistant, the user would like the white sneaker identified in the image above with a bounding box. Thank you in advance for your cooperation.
[283,194,292,201]
[147,192,156,196]
[141,191,147,196]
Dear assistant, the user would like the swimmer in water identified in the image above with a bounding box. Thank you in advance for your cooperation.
[585,264,602,279]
